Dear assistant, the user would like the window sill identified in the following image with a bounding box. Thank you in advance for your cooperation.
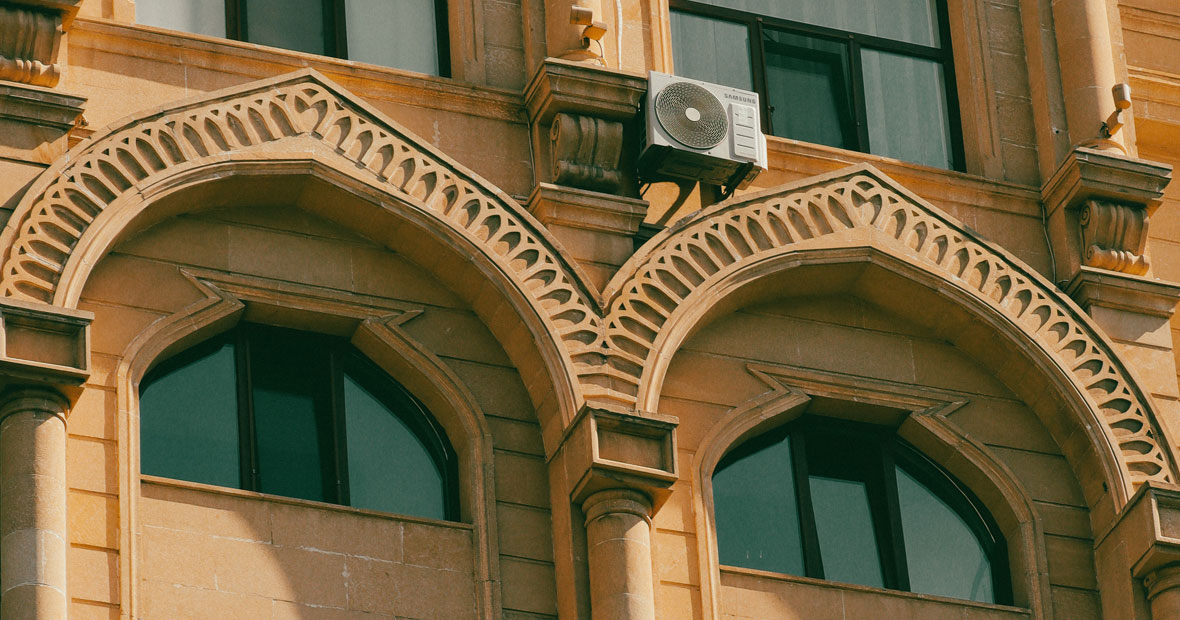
[68,18,525,124]
[140,474,472,530]
[719,565,1030,618]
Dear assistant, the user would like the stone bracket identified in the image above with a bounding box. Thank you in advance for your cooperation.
[524,58,646,195]
[1042,146,1172,282]
[0,1,82,88]
[1066,267,1180,318]
[1101,483,1180,578]
[0,297,91,387]
[562,405,679,509]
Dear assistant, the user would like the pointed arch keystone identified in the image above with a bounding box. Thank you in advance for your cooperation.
[596,165,1176,498]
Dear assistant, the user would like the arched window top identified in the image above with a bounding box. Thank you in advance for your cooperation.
[713,417,1010,604]
[139,323,458,521]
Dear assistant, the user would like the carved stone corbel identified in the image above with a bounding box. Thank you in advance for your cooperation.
[551,112,624,193]
[0,1,81,88]
[1079,199,1149,275]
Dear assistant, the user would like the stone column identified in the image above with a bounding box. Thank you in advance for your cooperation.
[583,488,656,620]
[1051,0,1122,151]
[1146,565,1180,620]
[0,388,68,620]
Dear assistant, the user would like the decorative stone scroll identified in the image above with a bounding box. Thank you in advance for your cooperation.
[0,69,605,382]
[596,166,1175,487]
[1080,200,1150,275]
[551,113,624,193]
[0,1,81,88]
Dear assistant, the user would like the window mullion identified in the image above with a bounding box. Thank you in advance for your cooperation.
[328,0,347,58]
[750,18,772,135]
[848,37,871,154]
[879,440,910,592]
[329,349,351,506]
[791,430,824,579]
[235,327,260,491]
[226,0,244,41]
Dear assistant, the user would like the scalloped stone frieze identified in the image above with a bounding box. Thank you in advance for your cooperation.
[597,167,1174,487]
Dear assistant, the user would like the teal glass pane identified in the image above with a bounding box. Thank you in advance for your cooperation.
[713,433,805,575]
[762,29,855,148]
[810,475,885,588]
[136,0,227,38]
[343,372,445,519]
[245,0,326,55]
[345,0,439,75]
[140,341,240,488]
[670,10,754,92]
[897,466,995,602]
[687,0,941,47]
[861,49,953,169]
[249,330,335,503]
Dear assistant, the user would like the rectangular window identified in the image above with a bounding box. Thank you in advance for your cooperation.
[669,0,963,171]
[135,0,450,77]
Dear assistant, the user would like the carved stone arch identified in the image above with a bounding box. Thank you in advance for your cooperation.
[0,68,604,445]
[600,164,1176,505]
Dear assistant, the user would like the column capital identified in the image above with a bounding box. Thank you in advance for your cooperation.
[582,488,653,525]
[0,298,91,393]
[559,404,678,511]
[0,387,68,423]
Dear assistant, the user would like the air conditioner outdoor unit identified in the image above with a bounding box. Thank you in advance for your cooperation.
[638,71,768,191]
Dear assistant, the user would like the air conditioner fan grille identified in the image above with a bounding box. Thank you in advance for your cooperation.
[654,81,728,149]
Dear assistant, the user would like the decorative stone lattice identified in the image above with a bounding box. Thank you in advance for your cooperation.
[598,169,1174,486]
[0,70,604,372]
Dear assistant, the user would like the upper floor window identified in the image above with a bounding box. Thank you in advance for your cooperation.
[670,0,963,170]
[136,0,449,76]
[139,323,458,521]
[713,417,1010,604]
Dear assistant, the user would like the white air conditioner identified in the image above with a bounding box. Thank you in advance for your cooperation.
[637,71,768,191]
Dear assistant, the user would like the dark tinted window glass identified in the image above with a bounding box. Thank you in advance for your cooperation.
[345,0,440,75]
[687,0,941,47]
[343,371,445,518]
[897,465,995,602]
[862,50,953,169]
[762,29,855,148]
[245,0,326,55]
[809,474,885,588]
[248,328,335,503]
[140,340,240,488]
[670,10,754,92]
[713,430,805,576]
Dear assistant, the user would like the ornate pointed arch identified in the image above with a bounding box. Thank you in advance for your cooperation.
[596,164,1176,499]
[0,69,607,435]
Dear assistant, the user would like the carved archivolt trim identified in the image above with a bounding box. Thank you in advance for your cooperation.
[600,166,1174,488]
[0,69,604,394]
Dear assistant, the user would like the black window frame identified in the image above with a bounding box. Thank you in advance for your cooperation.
[220,0,451,77]
[141,323,461,521]
[669,0,966,171]
[714,417,1012,604]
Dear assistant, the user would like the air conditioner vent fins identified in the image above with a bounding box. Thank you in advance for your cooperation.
[654,81,728,149]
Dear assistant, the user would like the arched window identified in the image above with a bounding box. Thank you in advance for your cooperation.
[670,0,962,170]
[713,417,1010,604]
[135,0,449,76]
[139,323,458,521]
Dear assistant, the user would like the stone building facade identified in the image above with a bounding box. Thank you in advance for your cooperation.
[1,0,1180,619]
